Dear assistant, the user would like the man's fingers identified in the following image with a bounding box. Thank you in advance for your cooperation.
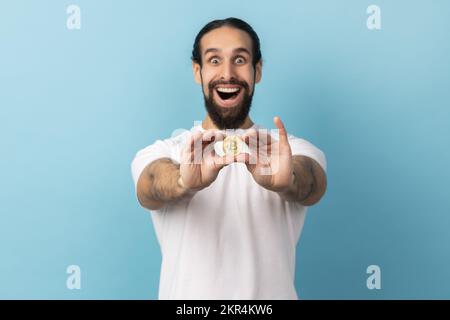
[241,129,272,155]
[240,128,257,140]
[181,131,203,164]
[184,127,276,166]
[202,130,226,157]
[187,130,225,152]
[214,152,250,167]
[274,116,288,144]
[234,152,250,164]
[188,131,203,149]
[202,129,225,143]
[215,151,261,167]
[214,154,233,167]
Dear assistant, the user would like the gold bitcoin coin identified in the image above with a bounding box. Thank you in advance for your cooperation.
[222,136,243,156]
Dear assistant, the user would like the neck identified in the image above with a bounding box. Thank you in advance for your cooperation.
[202,115,254,130]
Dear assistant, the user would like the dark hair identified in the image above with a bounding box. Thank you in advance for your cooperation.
[191,17,262,67]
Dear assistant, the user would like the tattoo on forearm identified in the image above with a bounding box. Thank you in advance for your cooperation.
[293,156,317,203]
[297,158,316,202]
[147,158,181,202]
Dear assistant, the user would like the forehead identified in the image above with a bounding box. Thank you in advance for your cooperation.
[200,26,252,55]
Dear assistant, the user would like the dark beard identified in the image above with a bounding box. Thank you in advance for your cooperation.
[202,78,254,130]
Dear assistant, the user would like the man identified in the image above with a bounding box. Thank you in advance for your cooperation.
[131,18,327,300]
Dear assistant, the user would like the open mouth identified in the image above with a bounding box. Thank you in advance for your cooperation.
[215,86,242,107]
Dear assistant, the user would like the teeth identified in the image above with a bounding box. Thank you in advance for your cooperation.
[216,87,240,93]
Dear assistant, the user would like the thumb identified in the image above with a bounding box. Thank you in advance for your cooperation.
[274,116,288,145]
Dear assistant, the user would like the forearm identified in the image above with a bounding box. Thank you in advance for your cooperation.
[137,158,192,210]
[278,156,325,206]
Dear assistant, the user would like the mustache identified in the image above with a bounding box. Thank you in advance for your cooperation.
[208,78,249,91]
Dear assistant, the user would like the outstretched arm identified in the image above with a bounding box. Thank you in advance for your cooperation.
[136,158,190,211]
[277,155,327,206]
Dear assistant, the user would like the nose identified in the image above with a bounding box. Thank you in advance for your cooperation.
[219,60,236,81]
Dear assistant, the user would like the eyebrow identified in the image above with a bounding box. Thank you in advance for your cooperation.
[203,47,251,56]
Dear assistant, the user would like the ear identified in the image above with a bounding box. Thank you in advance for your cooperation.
[254,60,262,84]
[192,61,202,85]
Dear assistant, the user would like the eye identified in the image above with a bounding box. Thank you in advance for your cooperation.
[209,57,220,65]
[234,56,246,65]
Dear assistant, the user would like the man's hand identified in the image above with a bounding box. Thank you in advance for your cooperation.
[239,116,293,192]
[239,116,327,205]
[179,130,237,191]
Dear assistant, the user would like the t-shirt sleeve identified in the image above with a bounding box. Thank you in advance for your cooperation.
[288,134,327,173]
[130,139,173,191]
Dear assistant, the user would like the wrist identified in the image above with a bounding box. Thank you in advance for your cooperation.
[177,175,188,191]
[277,170,296,194]
[177,175,198,197]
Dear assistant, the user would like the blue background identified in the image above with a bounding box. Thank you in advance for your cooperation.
[1,0,449,299]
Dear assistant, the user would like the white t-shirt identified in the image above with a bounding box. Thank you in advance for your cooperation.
[131,124,327,300]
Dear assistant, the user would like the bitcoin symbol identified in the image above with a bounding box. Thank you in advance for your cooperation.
[223,136,243,156]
